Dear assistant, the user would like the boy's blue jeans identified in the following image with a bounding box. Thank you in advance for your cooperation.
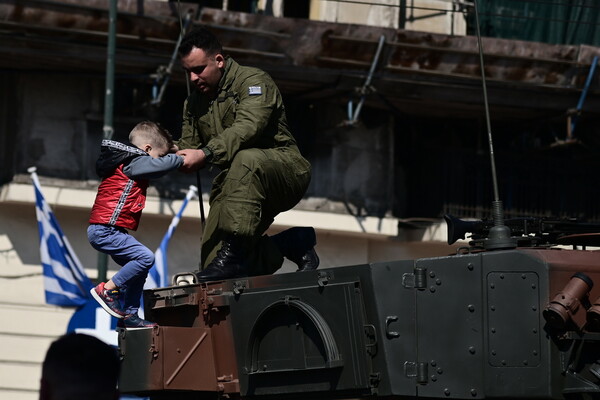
[87,224,155,315]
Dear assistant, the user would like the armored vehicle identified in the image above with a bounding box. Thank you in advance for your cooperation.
[118,216,600,399]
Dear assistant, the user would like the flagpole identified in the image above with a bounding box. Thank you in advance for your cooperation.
[97,0,118,283]
[28,166,41,193]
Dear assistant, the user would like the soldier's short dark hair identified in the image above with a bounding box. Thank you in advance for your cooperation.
[179,27,223,57]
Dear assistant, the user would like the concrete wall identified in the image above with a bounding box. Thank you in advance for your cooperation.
[310,0,466,35]
[0,180,454,277]
[14,74,104,180]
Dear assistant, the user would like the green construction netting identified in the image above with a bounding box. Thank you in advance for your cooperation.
[471,0,600,46]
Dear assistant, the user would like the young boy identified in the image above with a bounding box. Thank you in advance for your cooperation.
[88,121,183,329]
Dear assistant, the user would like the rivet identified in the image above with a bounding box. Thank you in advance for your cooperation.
[437,368,443,374]
[430,286,436,293]
[444,388,451,396]
[532,284,537,289]
[490,283,495,289]
[491,327,496,333]
[471,389,477,396]
[500,274,504,279]
[431,375,438,382]
[501,360,507,366]
[436,279,442,286]
[532,306,537,311]
[467,263,474,270]
[431,360,437,367]
[491,305,496,311]
[523,360,528,366]
[491,350,497,356]
[469,346,476,354]
[430,271,436,278]
[533,350,538,356]
[468,304,475,312]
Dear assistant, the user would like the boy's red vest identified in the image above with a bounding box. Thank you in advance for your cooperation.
[89,165,149,231]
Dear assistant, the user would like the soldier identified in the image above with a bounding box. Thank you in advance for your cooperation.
[174,27,319,281]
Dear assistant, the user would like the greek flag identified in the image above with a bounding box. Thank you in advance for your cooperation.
[144,185,198,289]
[30,167,93,307]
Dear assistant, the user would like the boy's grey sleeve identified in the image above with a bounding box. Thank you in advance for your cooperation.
[123,154,184,180]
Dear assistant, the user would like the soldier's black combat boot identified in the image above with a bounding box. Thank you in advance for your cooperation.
[271,227,320,271]
[194,237,248,282]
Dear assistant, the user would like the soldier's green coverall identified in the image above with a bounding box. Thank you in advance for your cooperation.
[177,57,311,275]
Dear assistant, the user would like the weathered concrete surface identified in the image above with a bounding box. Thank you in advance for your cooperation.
[1,0,599,120]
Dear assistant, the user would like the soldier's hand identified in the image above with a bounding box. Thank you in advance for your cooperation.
[176,149,206,172]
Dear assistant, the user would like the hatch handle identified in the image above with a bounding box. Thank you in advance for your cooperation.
[385,315,400,338]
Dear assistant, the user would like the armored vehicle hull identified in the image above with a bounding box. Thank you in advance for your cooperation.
[119,247,600,399]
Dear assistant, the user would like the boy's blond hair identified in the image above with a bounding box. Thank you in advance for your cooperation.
[129,121,173,150]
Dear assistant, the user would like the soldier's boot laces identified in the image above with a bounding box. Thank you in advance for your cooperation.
[272,227,320,271]
[194,237,248,282]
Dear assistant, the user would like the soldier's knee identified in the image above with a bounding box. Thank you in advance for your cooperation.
[231,148,265,172]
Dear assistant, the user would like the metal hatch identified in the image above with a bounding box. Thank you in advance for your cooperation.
[227,278,373,397]
[119,326,218,394]
[414,254,485,399]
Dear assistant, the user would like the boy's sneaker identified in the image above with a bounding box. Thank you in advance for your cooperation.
[117,314,158,330]
[90,282,126,319]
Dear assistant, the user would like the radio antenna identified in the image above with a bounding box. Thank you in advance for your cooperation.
[471,0,516,250]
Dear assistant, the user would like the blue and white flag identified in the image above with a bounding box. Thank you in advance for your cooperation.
[30,167,93,307]
[144,185,198,289]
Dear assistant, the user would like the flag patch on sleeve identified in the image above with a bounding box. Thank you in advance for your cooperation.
[248,86,262,95]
